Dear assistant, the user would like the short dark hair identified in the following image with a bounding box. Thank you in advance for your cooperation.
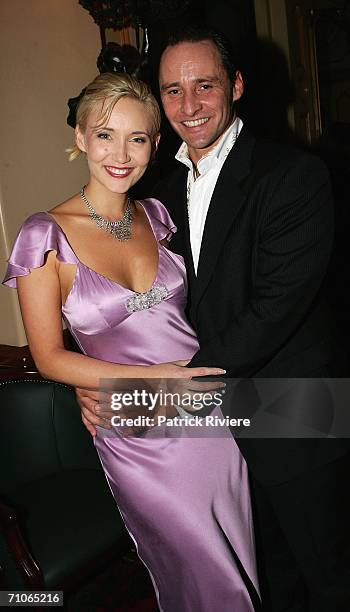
[163,25,239,83]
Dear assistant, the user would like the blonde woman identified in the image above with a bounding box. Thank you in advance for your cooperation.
[3,73,258,611]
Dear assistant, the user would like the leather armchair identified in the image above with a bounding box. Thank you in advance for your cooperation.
[0,377,130,590]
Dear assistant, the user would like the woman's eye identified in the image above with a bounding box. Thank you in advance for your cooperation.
[97,132,110,140]
[130,137,146,144]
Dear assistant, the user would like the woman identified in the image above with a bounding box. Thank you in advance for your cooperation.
[3,73,259,611]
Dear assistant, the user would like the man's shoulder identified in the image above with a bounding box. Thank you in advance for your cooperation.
[249,137,327,180]
[151,164,187,211]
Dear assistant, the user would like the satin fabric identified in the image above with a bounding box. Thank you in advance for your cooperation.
[3,198,259,611]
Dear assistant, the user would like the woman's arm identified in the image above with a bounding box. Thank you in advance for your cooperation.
[17,251,223,389]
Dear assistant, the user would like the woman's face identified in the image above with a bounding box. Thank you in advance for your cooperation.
[76,96,158,194]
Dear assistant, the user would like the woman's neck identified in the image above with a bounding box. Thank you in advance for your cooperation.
[82,182,128,220]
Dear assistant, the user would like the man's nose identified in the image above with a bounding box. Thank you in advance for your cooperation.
[181,90,202,116]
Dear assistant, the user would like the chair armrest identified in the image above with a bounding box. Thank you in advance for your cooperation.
[0,499,44,588]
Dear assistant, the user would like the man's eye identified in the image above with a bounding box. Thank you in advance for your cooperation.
[97,132,110,140]
[168,89,180,96]
[199,84,212,91]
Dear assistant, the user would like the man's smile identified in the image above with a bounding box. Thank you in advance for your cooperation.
[182,117,210,128]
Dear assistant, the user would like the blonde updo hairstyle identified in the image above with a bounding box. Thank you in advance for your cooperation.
[68,72,161,161]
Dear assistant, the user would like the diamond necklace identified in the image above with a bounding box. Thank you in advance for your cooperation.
[80,186,133,241]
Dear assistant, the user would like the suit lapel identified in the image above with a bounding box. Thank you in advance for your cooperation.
[183,205,196,288]
[167,168,196,283]
[192,128,255,311]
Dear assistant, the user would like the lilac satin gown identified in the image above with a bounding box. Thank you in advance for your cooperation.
[3,199,259,611]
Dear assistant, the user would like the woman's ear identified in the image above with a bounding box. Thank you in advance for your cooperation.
[75,124,87,153]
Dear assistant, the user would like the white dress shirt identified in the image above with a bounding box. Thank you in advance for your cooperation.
[175,117,243,273]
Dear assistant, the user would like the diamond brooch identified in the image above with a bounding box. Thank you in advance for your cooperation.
[126,283,169,313]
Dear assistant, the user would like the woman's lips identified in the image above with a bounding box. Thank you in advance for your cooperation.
[105,166,133,178]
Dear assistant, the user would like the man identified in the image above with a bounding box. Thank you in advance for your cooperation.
[79,26,350,611]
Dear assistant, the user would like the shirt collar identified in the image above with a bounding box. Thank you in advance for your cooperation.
[175,117,243,175]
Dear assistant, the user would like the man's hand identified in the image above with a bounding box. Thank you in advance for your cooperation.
[75,387,111,436]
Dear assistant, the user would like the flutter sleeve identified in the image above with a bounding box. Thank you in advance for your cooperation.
[141,198,177,242]
[2,212,77,288]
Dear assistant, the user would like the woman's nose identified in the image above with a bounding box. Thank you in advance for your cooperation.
[111,142,131,164]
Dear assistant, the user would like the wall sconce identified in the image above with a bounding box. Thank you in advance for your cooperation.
[79,0,146,52]
[79,0,191,51]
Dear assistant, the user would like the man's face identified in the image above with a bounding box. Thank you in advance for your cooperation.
[159,40,243,164]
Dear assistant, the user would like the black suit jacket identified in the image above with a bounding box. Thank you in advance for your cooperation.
[153,127,348,483]
[155,127,338,376]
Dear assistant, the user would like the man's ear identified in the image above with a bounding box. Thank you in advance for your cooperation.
[75,124,87,153]
[154,133,161,152]
[232,71,244,102]
[152,132,161,157]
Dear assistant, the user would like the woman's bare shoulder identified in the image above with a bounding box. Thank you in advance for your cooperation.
[49,193,80,215]
[48,193,88,227]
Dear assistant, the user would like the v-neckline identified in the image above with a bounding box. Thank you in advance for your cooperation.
[44,201,161,294]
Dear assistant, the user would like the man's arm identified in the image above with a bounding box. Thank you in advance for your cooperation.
[189,155,334,376]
